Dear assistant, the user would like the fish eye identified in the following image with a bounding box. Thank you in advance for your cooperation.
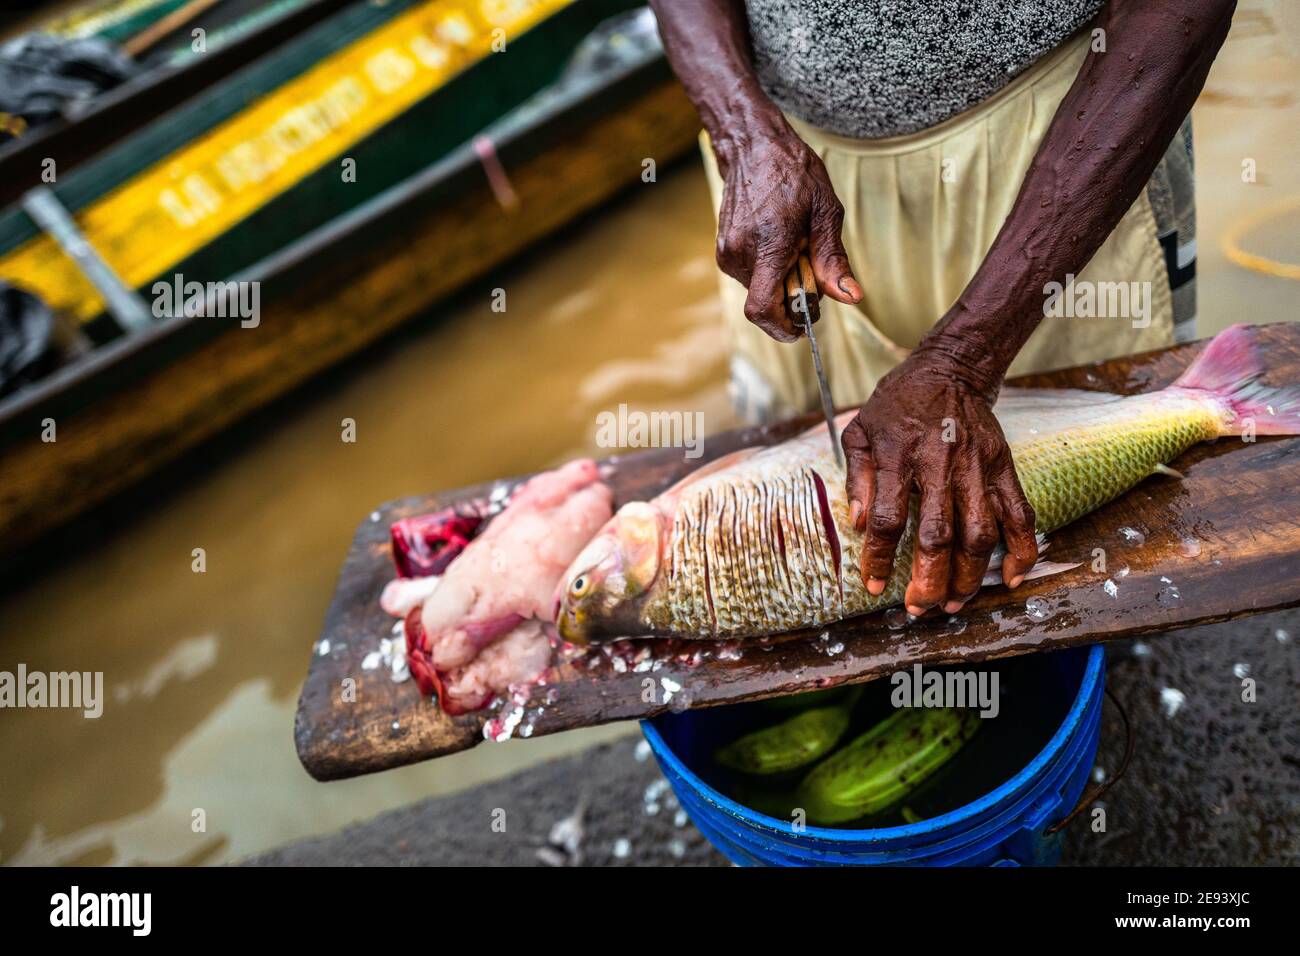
[570,575,590,597]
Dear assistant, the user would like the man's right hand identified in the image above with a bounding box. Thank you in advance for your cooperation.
[648,0,861,342]
[713,122,863,342]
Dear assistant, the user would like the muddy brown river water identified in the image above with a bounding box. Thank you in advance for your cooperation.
[0,166,738,865]
[1,2,1297,865]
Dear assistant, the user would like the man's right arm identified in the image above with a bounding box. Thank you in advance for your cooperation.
[649,0,861,340]
[649,0,781,174]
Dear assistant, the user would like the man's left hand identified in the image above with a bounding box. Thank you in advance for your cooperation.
[840,350,1039,615]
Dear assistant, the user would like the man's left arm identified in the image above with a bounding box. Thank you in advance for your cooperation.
[842,0,1236,616]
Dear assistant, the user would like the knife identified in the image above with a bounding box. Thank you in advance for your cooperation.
[785,252,845,470]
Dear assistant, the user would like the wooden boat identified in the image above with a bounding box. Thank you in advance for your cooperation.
[0,0,358,207]
[0,0,700,555]
[38,0,206,43]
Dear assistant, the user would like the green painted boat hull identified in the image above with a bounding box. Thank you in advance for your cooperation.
[0,2,702,554]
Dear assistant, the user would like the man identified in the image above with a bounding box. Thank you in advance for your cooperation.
[649,0,1229,618]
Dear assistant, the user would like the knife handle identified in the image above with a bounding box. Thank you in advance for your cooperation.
[784,252,820,326]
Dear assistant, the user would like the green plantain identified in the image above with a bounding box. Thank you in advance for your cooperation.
[796,707,981,825]
[715,688,861,775]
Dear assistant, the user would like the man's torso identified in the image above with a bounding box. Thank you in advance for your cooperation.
[745,0,1105,139]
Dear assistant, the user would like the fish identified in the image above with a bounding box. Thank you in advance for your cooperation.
[555,324,1300,642]
[387,459,612,713]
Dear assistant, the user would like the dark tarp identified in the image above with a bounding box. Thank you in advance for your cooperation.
[0,282,57,396]
[0,33,139,133]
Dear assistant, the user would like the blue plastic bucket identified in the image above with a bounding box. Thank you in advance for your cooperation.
[642,644,1105,866]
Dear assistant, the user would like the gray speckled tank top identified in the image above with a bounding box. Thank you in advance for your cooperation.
[745,0,1105,139]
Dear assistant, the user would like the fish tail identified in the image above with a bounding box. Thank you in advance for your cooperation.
[1172,323,1300,436]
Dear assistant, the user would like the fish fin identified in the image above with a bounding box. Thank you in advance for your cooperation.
[1151,463,1184,479]
[979,558,1080,588]
[980,535,1060,586]
[985,533,1050,575]
[1172,323,1300,436]
[1021,560,1083,583]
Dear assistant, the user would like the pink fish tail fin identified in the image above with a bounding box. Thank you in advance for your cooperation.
[1171,323,1300,436]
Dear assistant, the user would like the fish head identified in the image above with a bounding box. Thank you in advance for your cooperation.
[554,501,662,644]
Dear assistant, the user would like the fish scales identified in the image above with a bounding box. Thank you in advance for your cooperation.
[793,470,833,616]
[1008,394,1218,531]
[708,486,741,632]
[719,485,746,632]
[793,470,830,615]
[757,479,793,622]
[555,326,1300,642]
[714,482,763,632]
[744,480,776,626]
[734,482,773,632]
[669,502,708,634]
[777,475,813,620]
[726,483,758,632]
[668,465,852,635]
[773,478,810,618]
[652,398,1214,639]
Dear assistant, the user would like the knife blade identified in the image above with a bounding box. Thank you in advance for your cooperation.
[786,253,845,470]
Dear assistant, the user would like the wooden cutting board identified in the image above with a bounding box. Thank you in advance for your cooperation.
[295,323,1300,780]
